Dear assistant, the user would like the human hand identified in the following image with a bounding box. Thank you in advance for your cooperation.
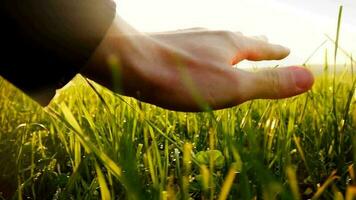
[84,21,314,112]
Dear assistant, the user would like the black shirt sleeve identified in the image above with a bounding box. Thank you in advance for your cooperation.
[0,0,116,99]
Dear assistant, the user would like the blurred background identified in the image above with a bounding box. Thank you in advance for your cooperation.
[117,0,356,68]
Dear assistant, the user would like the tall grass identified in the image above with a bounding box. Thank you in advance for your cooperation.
[0,5,356,200]
[0,62,355,199]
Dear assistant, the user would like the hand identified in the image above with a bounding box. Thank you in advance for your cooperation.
[83,18,314,112]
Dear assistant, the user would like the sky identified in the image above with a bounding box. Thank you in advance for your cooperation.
[117,0,356,67]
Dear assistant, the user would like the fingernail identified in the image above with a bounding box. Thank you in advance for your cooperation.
[283,46,291,54]
[290,67,314,91]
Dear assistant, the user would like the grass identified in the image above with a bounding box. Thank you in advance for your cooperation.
[1,6,356,200]
[0,62,355,199]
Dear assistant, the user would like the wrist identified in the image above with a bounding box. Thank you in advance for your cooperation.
[81,16,161,96]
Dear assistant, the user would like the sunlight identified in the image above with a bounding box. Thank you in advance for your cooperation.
[117,0,356,67]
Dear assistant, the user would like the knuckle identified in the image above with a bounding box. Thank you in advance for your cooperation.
[212,30,235,38]
[235,31,243,36]
[263,70,282,97]
[187,27,208,32]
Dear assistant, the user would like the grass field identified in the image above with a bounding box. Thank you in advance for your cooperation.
[0,61,356,200]
[1,7,356,200]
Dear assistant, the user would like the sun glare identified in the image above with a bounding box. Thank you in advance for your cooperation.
[117,0,356,67]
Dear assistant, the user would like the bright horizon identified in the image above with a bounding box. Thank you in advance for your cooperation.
[117,0,356,68]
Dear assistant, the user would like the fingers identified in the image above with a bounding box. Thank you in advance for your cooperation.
[248,39,290,61]
[235,66,314,102]
[231,36,290,65]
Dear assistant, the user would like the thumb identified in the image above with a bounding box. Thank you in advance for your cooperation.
[237,66,314,101]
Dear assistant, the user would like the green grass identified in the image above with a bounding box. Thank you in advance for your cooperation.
[1,6,356,200]
[0,63,356,200]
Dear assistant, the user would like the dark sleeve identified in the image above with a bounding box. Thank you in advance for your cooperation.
[0,0,116,98]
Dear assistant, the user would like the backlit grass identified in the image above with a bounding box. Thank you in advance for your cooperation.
[0,63,355,199]
[1,6,356,200]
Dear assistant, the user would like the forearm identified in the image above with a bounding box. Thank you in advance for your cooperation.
[1,0,117,106]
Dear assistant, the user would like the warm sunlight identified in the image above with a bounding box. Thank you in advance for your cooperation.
[2,1,356,199]
[118,0,356,67]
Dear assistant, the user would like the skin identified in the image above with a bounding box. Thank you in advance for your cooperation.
[81,16,314,112]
